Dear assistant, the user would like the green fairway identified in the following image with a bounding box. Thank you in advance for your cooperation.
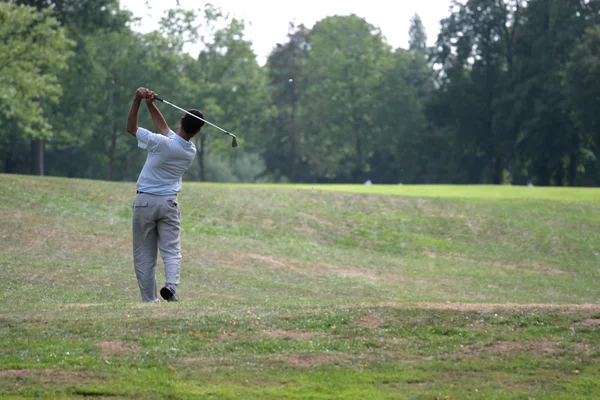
[1,174,599,399]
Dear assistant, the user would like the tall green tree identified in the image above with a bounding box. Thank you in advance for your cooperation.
[430,0,524,184]
[6,0,126,31]
[183,10,269,182]
[371,13,434,184]
[370,48,429,183]
[0,3,73,174]
[511,0,598,186]
[408,14,427,55]
[4,0,131,176]
[564,24,600,185]
[301,15,390,183]
[94,30,155,181]
[44,28,175,181]
[264,23,311,182]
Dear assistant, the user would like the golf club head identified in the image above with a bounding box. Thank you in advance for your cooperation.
[232,136,238,148]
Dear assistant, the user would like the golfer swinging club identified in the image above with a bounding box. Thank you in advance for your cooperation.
[126,87,204,302]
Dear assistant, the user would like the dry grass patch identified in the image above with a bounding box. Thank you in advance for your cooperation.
[0,369,94,383]
[296,212,336,227]
[260,329,321,340]
[279,354,354,368]
[421,252,566,275]
[293,226,318,234]
[362,302,600,313]
[580,318,600,327]
[572,318,600,328]
[460,341,561,357]
[97,341,138,355]
[244,253,406,284]
[358,314,386,329]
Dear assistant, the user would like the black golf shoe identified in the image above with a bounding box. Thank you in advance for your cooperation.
[160,287,179,302]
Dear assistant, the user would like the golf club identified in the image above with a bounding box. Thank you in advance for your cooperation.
[155,97,238,148]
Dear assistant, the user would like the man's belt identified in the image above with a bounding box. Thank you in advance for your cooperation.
[136,190,176,196]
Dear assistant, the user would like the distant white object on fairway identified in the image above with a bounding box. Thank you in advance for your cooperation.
[364,180,372,186]
[289,78,294,83]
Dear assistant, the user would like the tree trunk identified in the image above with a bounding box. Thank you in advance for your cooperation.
[4,152,16,174]
[31,138,44,176]
[289,79,297,182]
[352,164,363,183]
[353,134,365,183]
[554,164,565,187]
[567,135,580,186]
[492,155,503,184]
[567,153,578,186]
[107,156,115,181]
[467,155,484,184]
[538,165,551,186]
[107,127,117,181]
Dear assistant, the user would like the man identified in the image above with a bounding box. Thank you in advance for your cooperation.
[126,87,204,302]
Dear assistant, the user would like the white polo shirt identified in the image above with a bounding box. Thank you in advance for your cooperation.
[136,127,197,195]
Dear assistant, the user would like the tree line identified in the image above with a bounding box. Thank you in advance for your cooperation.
[2,0,600,186]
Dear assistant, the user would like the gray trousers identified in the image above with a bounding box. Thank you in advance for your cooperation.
[132,193,181,302]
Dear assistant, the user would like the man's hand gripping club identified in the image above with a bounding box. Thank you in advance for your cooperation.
[127,87,170,137]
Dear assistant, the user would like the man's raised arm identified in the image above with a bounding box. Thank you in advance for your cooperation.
[127,87,146,136]
[145,90,170,136]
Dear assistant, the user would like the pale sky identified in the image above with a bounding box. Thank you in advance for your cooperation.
[121,0,453,64]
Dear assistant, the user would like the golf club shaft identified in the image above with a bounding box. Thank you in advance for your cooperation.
[155,97,236,139]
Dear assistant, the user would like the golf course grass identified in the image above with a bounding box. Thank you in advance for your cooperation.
[1,174,599,399]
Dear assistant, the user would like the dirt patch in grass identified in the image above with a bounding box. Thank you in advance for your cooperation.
[573,343,593,355]
[296,212,336,227]
[455,341,590,361]
[179,356,231,365]
[572,318,600,328]
[580,318,600,327]
[293,226,318,234]
[246,254,289,268]
[179,353,359,370]
[366,302,600,313]
[421,252,565,275]
[260,329,321,340]
[187,243,408,285]
[461,341,560,356]
[279,354,353,367]
[486,260,565,275]
[358,314,386,329]
[97,341,138,354]
[244,253,406,283]
[0,369,92,383]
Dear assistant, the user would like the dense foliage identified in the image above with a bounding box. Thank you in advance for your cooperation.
[2,0,599,185]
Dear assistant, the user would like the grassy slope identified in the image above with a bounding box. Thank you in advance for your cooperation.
[0,174,599,399]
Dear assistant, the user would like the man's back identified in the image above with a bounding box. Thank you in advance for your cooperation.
[136,127,197,195]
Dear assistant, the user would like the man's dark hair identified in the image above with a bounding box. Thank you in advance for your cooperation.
[181,109,205,134]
